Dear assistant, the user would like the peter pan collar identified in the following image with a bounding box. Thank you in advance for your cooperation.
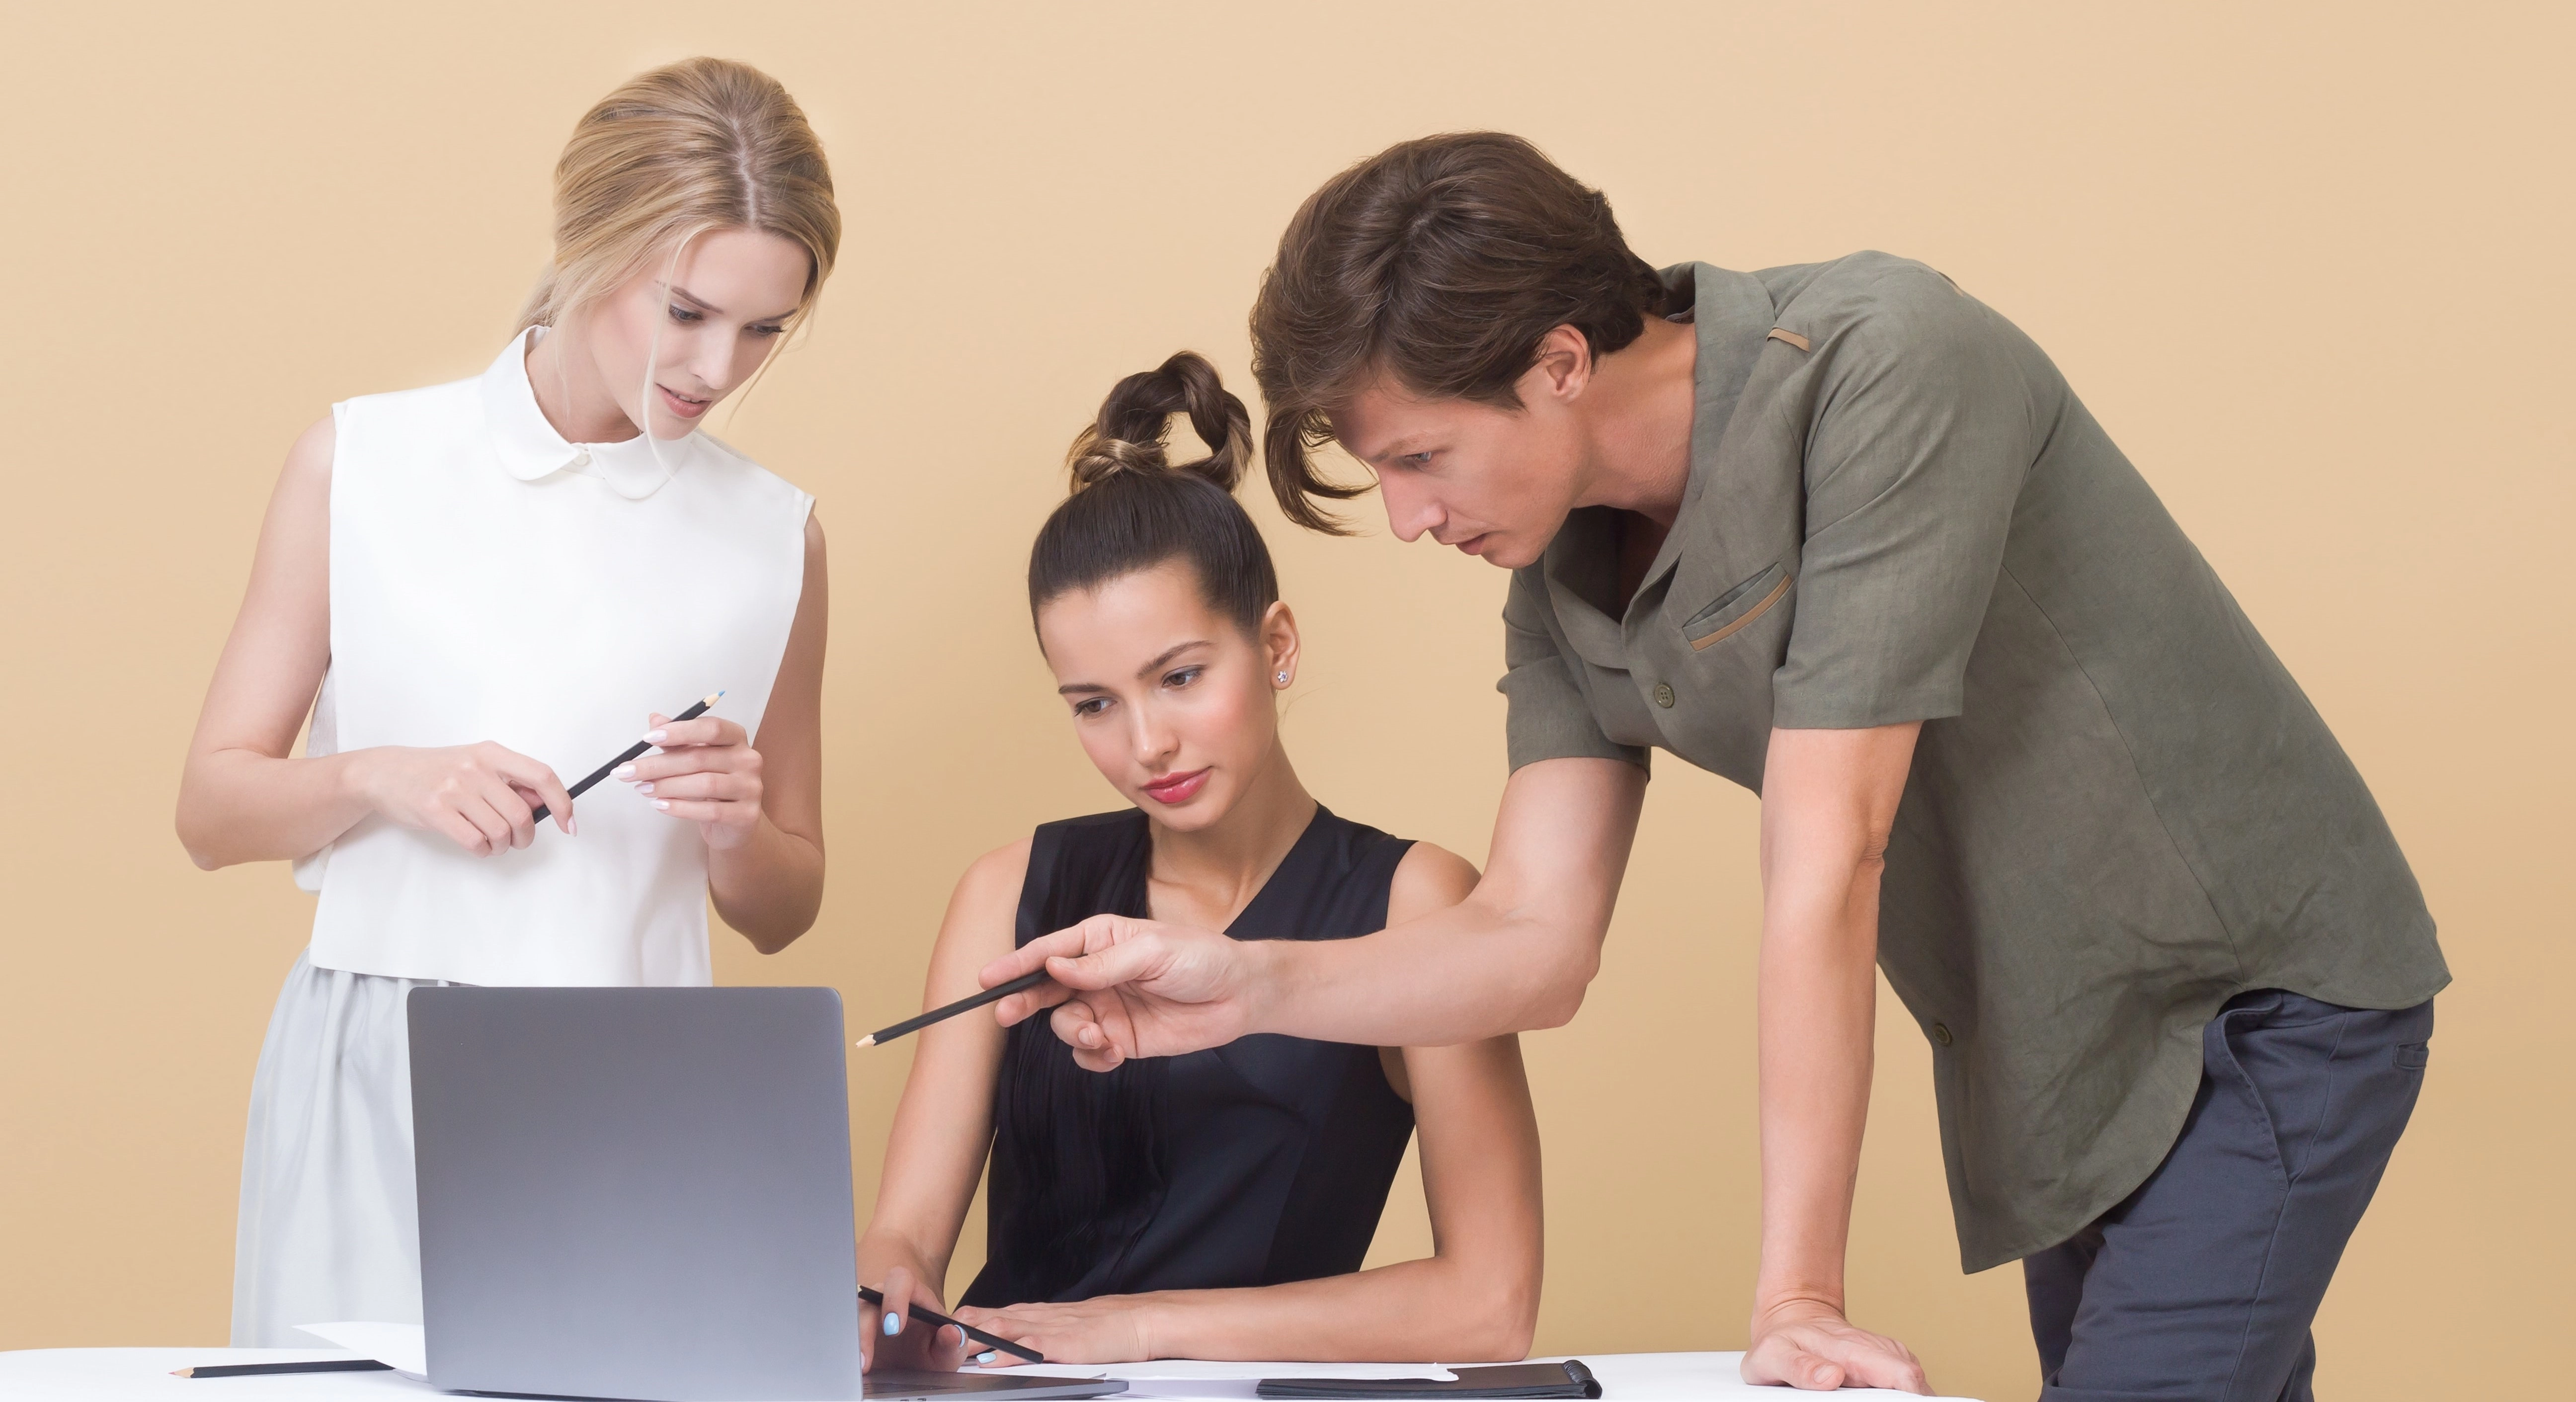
[480,328,709,500]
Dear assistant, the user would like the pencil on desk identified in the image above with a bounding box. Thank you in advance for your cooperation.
[532,690,724,825]
[856,969,1052,1049]
[173,1360,393,1379]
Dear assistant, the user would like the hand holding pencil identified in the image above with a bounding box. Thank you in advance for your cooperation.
[974,911,1264,1072]
[602,695,777,852]
[351,742,580,854]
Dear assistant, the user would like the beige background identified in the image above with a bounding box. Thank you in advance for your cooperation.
[2,3,2567,1398]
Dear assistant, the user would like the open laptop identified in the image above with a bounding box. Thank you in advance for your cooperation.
[410,987,1123,1402]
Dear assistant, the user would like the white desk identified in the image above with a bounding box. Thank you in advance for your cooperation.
[0,1349,1977,1401]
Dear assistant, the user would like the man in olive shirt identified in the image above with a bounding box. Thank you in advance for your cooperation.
[993,134,2446,1399]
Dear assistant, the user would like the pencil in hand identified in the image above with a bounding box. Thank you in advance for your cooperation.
[859,1285,1045,1364]
[856,970,1053,1049]
[531,690,724,825]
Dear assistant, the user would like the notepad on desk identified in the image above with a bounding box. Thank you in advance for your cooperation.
[1257,1361,1600,1399]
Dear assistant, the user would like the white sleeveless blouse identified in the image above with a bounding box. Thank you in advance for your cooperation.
[297,331,812,986]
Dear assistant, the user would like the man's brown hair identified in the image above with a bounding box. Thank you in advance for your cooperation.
[1248,132,1670,533]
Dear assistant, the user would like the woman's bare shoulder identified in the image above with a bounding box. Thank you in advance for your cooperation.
[935,836,1035,954]
[275,413,336,499]
[1387,839,1481,925]
[959,835,1032,896]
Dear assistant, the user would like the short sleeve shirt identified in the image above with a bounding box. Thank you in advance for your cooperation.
[1501,256,2449,1269]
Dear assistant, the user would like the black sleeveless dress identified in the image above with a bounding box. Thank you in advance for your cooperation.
[959,805,1419,1307]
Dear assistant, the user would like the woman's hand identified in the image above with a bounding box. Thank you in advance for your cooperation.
[617,712,766,850]
[350,742,576,854]
[953,1295,1162,1365]
[861,1265,972,1375]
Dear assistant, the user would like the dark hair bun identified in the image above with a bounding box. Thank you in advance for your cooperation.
[1066,351,1252,494]
[1031,351,1280,639]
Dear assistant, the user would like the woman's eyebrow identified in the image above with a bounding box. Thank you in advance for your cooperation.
[1134,641,1211,679]
[665,283,800,324]
[664,284,726,315]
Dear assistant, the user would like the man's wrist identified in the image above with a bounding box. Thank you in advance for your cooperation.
[1750,1286,1849,1331]
[1237,937,1301,1039]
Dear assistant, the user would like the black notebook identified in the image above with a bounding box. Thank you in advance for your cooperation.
[1256,1361,1601,1400]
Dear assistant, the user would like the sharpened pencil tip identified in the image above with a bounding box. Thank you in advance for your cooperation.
[171,1369,193,1378]
[854,1035,875,1048]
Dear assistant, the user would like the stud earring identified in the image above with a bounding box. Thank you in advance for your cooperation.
[1276,671,1289,684]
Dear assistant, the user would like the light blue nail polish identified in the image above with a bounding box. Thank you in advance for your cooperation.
[976,1351,997,1365]
[882,1312,901,1336]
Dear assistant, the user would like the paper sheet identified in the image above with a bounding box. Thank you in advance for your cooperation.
[988,1360,1459,1382]
[294,1321,428,1378]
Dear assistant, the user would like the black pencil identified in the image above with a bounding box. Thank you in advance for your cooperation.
[855,970,1053,1049]
[173,1360,394,1379]
[531,690,723,824]
[860,1285,1046,1364]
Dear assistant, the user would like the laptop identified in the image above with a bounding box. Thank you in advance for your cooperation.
[410,986,1124,1402]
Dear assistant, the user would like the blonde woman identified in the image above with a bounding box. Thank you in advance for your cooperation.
[176,58,840,1345]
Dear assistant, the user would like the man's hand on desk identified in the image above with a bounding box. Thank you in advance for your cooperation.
[985,914,1271,1072]
[1742,1298,1930,1394]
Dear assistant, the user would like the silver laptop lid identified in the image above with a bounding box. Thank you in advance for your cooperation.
[411,987,864,1402]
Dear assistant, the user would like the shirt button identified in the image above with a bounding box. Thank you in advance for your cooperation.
[571,448,592,467]
[1932,1022,1955,1047]
[1653,682,1676,708]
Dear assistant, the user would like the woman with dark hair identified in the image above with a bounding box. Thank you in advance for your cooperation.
[854,353,1542,1370]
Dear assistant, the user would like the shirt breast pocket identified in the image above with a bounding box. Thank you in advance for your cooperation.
[1661,560,1798,787]
[1680,562,1794,650]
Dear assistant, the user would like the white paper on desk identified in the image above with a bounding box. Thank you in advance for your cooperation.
[295,1321,428,1378]
[987,1360,1458,1382]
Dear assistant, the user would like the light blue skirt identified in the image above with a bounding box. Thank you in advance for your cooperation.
[230,952,458,1347]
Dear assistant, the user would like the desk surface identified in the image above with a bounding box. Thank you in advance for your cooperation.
[0,1349,1978,1401]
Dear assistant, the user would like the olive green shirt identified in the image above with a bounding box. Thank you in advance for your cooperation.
[1501,255,2449,1270]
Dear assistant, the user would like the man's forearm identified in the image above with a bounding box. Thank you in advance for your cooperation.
[1751,866,1879,1317]
[1252,896,1604,1048]
[1245,756,1645,1047]
[1748,723,1916,1324]
[1000,757,1644,1069]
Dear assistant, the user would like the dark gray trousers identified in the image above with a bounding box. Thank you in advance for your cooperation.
[2022,989,2433,1401]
